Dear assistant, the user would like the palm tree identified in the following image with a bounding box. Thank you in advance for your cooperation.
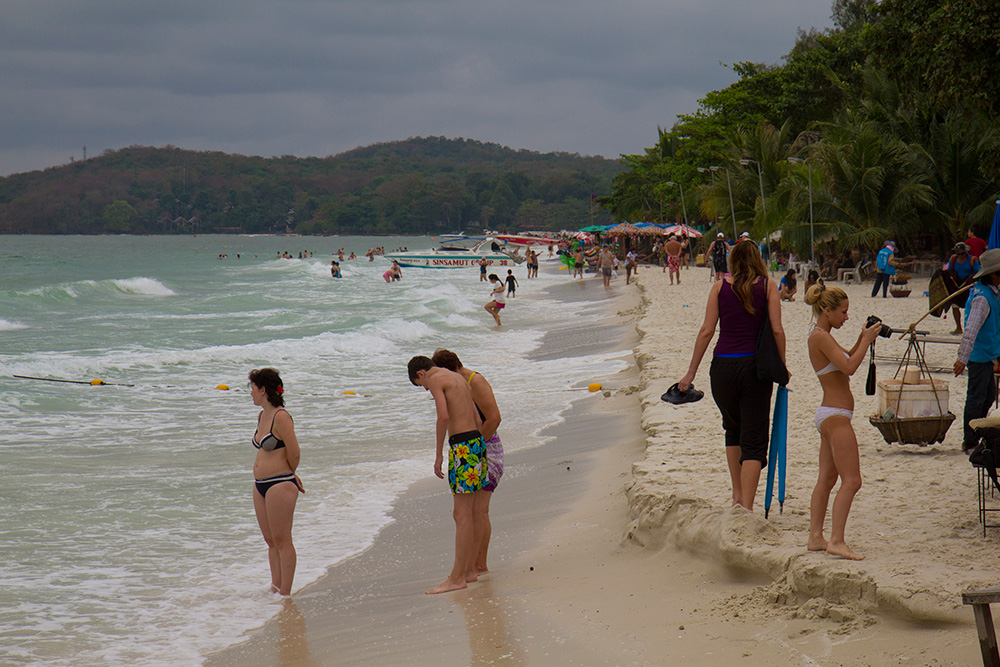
[845,67,1000,241]
[724,121,796,241]
[911,111,999,240]
[813,118,934,250]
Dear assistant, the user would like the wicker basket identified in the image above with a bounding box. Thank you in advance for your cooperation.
[869,413,956,445]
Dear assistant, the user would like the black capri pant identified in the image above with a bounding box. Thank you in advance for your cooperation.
[709,355,773,465]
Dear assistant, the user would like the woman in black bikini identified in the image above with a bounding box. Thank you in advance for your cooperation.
[249,367,304,595]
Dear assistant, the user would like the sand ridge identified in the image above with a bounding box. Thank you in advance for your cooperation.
[628,266,997,623]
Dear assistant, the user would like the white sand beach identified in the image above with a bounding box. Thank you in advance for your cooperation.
[209,263,991,665]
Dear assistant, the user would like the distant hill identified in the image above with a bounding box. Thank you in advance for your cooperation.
[0,137,623,235]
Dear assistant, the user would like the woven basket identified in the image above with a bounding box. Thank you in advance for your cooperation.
[869,413,956,445]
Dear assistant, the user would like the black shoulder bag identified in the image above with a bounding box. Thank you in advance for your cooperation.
[970,428,1000,494]
[756,295,789,386]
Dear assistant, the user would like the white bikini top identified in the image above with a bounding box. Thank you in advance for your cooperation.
[812,327,849,376]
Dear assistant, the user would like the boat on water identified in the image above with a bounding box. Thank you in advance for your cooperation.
[385,237,526,269]
[495,231,558,248]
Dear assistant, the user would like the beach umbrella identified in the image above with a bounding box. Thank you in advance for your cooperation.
[606,222,642,235]
[764,385,789,520]
[629,223,662,236]
[661,223,703,238]
[579,224,606,233]
[989,200,1000,250]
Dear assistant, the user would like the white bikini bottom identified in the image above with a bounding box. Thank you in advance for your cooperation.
[814,406,853,431]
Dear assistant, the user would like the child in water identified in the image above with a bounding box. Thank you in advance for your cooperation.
[505,269,518,297]
[484,274,505,326]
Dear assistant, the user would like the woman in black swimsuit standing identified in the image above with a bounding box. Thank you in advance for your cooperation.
[249,367,304,595]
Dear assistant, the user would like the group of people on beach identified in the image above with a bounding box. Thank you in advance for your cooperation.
[674,230,1000,561]
[246,346,506,597]
[676,237,887,560]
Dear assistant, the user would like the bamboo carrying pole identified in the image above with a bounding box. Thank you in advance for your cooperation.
[898,282,976,339]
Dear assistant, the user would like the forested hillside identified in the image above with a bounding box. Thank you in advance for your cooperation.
[0,137,622,235]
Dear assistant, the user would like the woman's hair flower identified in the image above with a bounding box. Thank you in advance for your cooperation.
[276,386,284,394]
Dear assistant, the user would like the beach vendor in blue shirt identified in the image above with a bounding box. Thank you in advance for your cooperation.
[954,249,1000,455]
[943,242,981,334]
[870,241,897,298]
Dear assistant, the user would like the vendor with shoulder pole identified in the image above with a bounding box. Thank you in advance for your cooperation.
[954,248,1000,456]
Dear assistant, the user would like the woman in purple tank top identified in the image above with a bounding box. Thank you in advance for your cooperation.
[677,240,787,510]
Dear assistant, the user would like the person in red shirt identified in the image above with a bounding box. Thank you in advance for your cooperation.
[966,229,988,259]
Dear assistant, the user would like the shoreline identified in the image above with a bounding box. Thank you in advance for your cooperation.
[207,264,986,665]
[205,268,642,665]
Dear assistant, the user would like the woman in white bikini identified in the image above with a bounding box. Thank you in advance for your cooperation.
[249,367,304,595]
[804,285,881,560]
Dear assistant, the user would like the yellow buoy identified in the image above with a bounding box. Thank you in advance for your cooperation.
[90,379,105,386]
[588,382,602,392]
[343,390,357,395]
[216,384,230,391]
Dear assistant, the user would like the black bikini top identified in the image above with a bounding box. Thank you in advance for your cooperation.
[252,409,288,451]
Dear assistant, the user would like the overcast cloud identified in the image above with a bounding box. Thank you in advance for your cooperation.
[0,0,835,177]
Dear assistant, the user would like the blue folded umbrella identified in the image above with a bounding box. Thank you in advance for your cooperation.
[764,385,789,519]
[989,200,1000,251]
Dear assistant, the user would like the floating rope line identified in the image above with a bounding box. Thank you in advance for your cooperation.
[12,374,135,387]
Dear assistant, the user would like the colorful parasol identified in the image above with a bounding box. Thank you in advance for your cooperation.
[661,223,703,238]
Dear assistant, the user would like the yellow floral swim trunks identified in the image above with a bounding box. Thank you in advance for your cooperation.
[447,430,486,494]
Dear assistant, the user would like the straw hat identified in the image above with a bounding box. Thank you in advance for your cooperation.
[970,412,1000,430]
[973,248,1000,280]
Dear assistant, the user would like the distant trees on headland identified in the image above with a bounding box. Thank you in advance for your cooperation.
[0,137,621,235]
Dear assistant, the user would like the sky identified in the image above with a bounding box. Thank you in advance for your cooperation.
[0,0,837,177]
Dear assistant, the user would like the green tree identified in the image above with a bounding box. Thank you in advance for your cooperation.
[812,119,934,250]
[868,0,1000,116]
[841,67,1000,241]
[103,200,135,233]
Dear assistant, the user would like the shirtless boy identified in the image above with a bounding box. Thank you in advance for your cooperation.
[431,349,503,575]
[665,235,682,284]
[408,356,487,594]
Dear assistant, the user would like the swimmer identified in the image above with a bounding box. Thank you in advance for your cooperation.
[505,269,518,297]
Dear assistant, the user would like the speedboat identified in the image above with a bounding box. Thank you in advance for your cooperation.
[495,231,558,249]
[385,237,525,269]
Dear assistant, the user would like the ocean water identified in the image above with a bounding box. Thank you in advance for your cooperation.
[0,235,630,666]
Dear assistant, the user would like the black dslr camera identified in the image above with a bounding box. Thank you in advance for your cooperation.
[865,315,893,338]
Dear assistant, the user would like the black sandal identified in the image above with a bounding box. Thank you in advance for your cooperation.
[661,382,704,405]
